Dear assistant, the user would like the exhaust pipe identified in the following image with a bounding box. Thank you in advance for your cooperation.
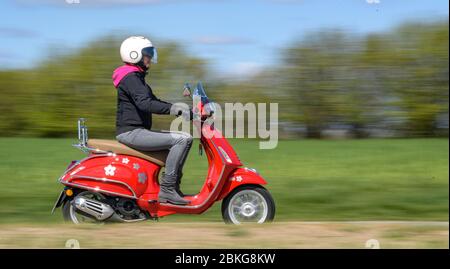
[73,197,114,221]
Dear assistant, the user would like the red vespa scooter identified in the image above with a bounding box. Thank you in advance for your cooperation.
[52,82,275,224]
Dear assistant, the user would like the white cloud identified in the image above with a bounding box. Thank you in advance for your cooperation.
[16,0,166,6]
[76,0,161,4]
[15,0,219,6]
[0,27,39,38]
[195,36,253,45]
[226,61,264,79]
[268,0,304,3]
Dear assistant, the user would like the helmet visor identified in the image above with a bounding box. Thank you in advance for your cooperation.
[142,46,158,64]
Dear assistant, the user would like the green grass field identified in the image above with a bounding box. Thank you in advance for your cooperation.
[0,138,448,223]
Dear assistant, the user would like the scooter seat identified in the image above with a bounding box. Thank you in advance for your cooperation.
[87,139,168,167]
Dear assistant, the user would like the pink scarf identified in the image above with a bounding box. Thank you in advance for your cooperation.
[112,64,144,87]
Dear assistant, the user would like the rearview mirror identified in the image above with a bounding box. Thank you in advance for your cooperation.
[183,83,191,98]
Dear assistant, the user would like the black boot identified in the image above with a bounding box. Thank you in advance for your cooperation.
[158,173,190,205]
[161,172,186,197]
[175,137,193,196]
[175,172,185,197]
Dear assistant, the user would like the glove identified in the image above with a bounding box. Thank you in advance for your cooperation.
[171,105,193,121]
[180,108,194,121]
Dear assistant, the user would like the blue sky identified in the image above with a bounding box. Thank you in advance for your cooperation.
[0,0,448,76]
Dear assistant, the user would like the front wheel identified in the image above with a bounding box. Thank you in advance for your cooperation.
[221,185,275,224]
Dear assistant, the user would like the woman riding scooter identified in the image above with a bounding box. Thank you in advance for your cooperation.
[113,36,193,205]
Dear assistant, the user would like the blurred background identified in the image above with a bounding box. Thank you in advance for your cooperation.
[0,0,448,235]
[0,1,448,138]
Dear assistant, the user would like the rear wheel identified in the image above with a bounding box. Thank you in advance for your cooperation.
[221,185,275,224]
[62,191,106,224]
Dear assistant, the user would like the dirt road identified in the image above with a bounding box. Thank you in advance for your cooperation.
[0,221,447,249]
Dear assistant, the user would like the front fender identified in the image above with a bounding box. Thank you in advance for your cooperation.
[216,167,268,201]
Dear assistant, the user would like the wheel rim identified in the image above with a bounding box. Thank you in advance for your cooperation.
[228,189,268,224]
[69,192,105,224]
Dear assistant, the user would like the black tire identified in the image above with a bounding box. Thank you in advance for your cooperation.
[62,197,73,223]
[221,185,275,224]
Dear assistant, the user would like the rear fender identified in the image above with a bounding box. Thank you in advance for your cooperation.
[216,167,268,201]
[51,187,83,213]
[51,189,67,214]
[59,154,161,199]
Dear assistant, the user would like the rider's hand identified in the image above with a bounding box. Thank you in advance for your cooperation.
[174,106,193,121]
[181,108,194,121]
[171,104,193,121]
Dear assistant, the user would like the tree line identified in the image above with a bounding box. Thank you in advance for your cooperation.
[0,20,448,139]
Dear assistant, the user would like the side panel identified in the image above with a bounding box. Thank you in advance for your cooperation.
[60,154,161,199]
[205,124,242,166]
[216,167,268,201]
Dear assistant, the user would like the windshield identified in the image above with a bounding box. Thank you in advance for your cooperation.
[193,82,209,104]
[192,81,216,118]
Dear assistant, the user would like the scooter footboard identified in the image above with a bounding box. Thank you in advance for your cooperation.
[216,167,268,201]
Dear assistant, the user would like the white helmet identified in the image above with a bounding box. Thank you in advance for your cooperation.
[120,36,158,64]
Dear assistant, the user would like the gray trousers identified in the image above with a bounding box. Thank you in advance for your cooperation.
[116,128,193,182]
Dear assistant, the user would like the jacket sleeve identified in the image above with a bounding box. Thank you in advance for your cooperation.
[123,74,172,115]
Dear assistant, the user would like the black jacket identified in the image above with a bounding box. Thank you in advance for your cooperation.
[116,71,172,135]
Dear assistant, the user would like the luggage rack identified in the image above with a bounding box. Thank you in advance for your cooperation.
[72,118,109,154]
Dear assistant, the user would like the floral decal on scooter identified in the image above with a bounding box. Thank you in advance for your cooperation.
[104,164,116,176]
[138,173,147,184]
[133,163,140,170]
